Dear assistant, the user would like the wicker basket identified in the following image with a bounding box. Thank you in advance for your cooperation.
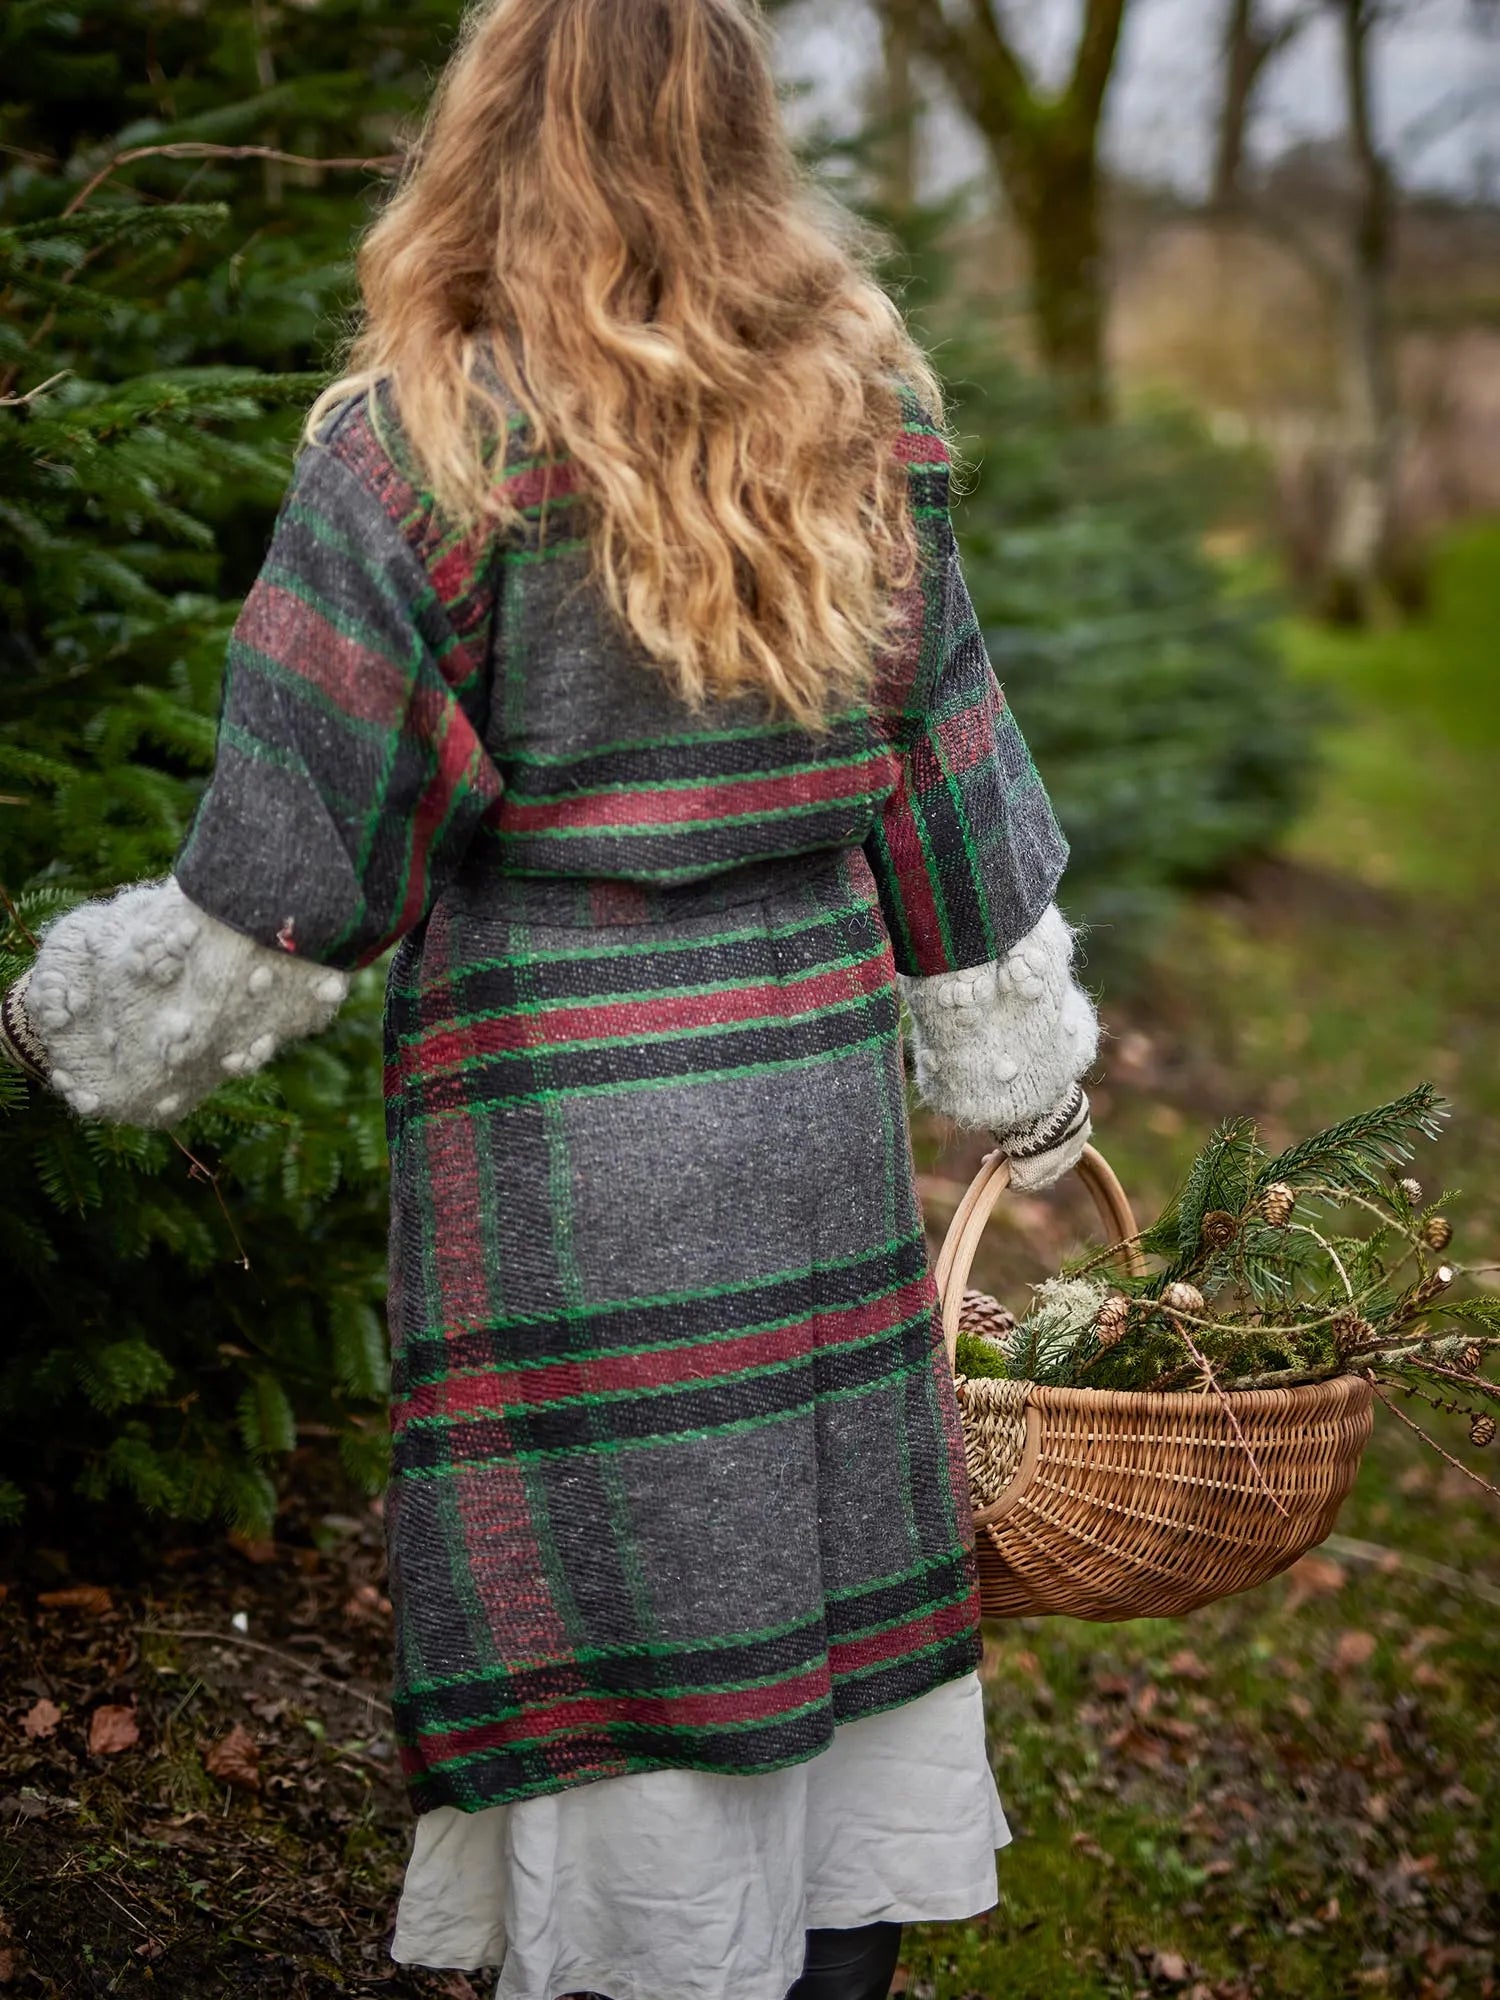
[934,1145,1374,1622]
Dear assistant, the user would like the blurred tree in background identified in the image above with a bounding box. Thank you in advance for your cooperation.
[0,0,1313,1538]
[874,0,1130,420]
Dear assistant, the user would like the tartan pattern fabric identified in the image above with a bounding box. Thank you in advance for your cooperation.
[173,374,1070,1815]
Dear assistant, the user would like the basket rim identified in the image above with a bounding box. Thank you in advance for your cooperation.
[955,1370,1375,1418]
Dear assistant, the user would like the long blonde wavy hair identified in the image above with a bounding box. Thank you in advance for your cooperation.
[309,0,944,727]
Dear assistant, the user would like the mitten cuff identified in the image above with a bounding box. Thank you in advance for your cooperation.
[0,970,50,1083]
[898,903,1099,1133]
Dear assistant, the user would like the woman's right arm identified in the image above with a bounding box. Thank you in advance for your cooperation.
[1,404,504,1128]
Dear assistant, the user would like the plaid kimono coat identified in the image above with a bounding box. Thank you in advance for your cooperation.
[174,373,1070,1816]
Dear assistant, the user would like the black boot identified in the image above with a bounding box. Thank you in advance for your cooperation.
[784,1920,903,2000]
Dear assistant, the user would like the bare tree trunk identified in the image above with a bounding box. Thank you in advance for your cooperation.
[1322,0,1400,623]
[888,0,1128,421]
[1004,134,1109,419]
[251,0,283,207]
[1213,0,1262,210]
[875,2,919,218]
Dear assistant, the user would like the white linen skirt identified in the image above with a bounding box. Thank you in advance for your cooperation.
[391,1670,1009,2000]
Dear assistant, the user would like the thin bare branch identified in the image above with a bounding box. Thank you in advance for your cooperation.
[1368,1374,1500,1503]
[63,142,398,218]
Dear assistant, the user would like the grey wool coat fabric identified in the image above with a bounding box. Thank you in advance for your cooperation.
[167,374,1072,1817]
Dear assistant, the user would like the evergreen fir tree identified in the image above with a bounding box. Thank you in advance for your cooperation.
[0,5,454,1535]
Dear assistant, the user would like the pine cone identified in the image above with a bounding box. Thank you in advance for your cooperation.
[1200,1209,1239,1251]
[1259,1183,1295,1228]
[1332,1314,1375,1354]
[1422,1215,1453,1252]
[1459,1342,1483,1374]
[1397,1176,1424,1205]
[1470,1413,1496,1449]
[1162,1281,1207,1317]
[1094,1293,1130,1348]
[959,1290,1016,1347]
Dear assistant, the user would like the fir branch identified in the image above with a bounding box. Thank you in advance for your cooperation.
[1256,1085,1447,1195]
[8,204,230,246]
[1442,1296,1500,1332]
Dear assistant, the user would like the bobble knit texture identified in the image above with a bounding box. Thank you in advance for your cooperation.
[22,877,348,1127]
[898,905,1098,1142]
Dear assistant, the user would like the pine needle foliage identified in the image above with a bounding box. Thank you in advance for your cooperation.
[0,1,465,1538]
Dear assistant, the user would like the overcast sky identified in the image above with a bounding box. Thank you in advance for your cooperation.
[775,0,1500,204]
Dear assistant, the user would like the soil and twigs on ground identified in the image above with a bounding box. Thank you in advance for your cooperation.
[0,1467,474,1997]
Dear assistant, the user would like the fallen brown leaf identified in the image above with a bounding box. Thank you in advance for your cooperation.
[0,1945,15,1984]
[88,1704,140,1756]
[228,1531,279,1565]
[342,1582,393,1621]
[1155,1717,1199,1742]
[1151,1948,1191,1983]
[204,1721,260,1791]
[37,1586,112,1615]
[1332,1629,1378,1671]
[1164,1648,1211,1681]
[21,1698,61,1740]
[1285,1554,1346,1607]
[1108,1723,1169,1770]
[1400,1626,1451,1662]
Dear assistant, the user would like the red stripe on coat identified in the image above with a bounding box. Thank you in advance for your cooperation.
[389,1274,935,1430]
[498,752,897,836]
[826,1590,979,1677]
[236,584,409,728]
[390,687,503,945]
[405,948,892,1077]
[494,460,583,513]
[875,785,947,973]
[889,428,951,465]
[407,1662,834,1768]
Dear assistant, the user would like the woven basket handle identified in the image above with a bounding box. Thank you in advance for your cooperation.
[933,1144,1146,1373]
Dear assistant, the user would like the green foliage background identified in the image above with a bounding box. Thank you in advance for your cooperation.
[0,2,1312,1535]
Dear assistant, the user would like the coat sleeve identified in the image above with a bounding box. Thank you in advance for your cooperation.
[863,464,1069,980]
[173,435,503,971]
[864,423,1096,1163]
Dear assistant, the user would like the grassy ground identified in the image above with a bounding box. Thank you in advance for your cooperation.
[2,534,1497,1999]
[902,525,1500,2000]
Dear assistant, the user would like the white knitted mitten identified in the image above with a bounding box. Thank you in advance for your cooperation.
[898,902,1098,1141]
[2,877,349,1127]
